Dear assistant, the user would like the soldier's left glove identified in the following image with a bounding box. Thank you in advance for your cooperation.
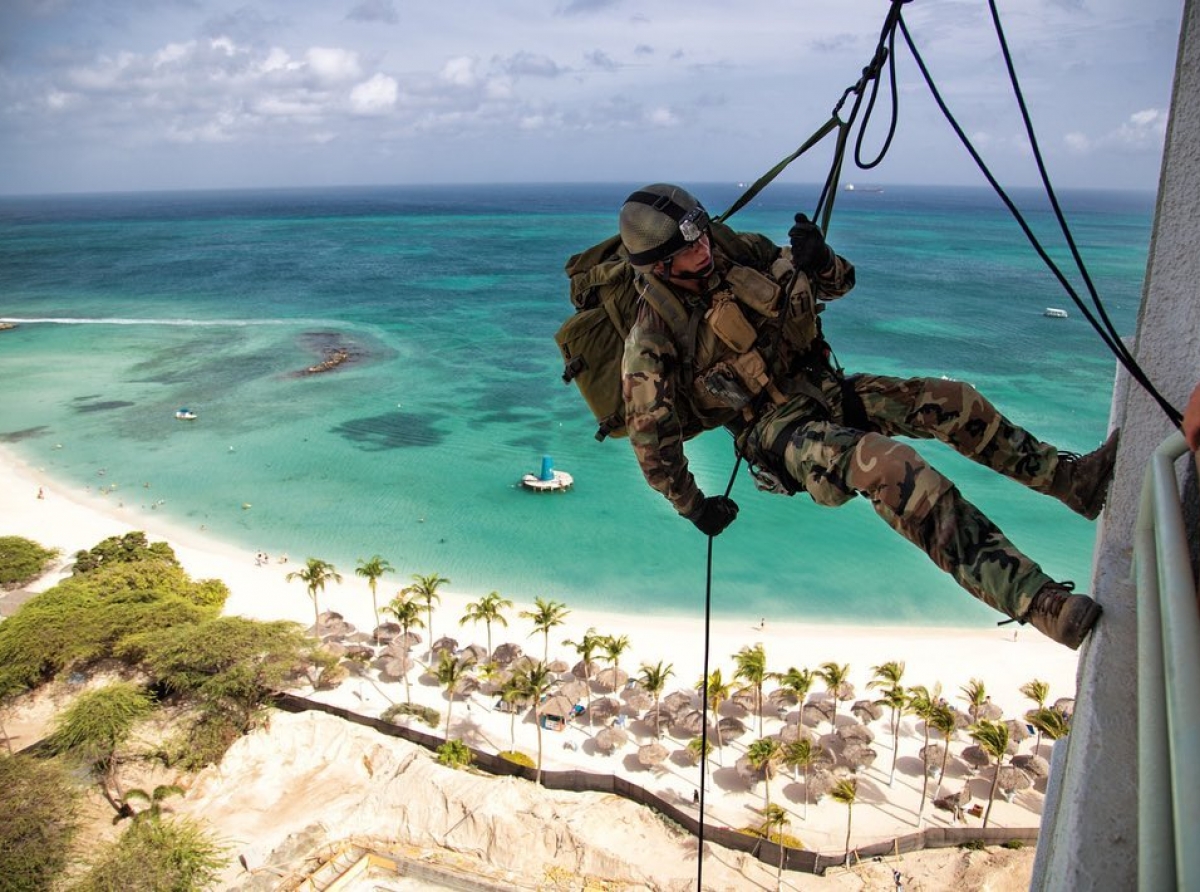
[788,213,833,275]
[685,495,739,537]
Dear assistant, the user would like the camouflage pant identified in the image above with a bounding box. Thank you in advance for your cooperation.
[746,373,1057,618]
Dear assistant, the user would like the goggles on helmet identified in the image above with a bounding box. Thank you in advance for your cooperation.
[677,204,710,244]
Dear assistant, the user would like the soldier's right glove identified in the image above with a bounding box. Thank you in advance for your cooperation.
[788,213,833,275]
[685,495,739,537]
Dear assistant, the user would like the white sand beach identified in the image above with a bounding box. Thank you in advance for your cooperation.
[2,445,1083,889]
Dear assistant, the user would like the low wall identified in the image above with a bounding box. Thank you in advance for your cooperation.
[271,692,1039,876]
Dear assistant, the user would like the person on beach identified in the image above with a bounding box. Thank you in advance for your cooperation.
[617,183,1118,650]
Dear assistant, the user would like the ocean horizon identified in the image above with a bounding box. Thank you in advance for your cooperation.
[0,182,1151,628]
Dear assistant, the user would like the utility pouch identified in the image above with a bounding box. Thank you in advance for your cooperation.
[749,464,795,495]
[697,362,753,411]
[705,295,758,353]
[725,265,782,317]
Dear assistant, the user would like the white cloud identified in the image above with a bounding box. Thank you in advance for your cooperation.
[440,56,479,88]
[305,47,362,83]
[350,73,399,114]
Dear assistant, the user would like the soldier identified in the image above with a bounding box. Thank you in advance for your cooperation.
[618,183,1117,649]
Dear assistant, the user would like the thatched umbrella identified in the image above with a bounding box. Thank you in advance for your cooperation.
[735,755,764,787]
[393,630,422,649]
[920,743,948,778]
[805,767,837,803]
[430,635,458,656]
[1012,753,1050,779]
[460,643,488,664]
[837,722,875,745]
[558,679,588,702]
[639,705,669,733]
[717,715,748,740]
[343,643,375,662]
[596,666,629,692]
[1054,697,1076,718]
[934,787,971,821]
[371,622,402,644]
[979,700,1004,721]
[587,696,621,723]
[779,724,815,745]
[316,611,356,638]
[949,707,972,731]
[662,690,695,717]
[996,764,1033,801]
[851,699,884,724]
[492,642,523,666]
[1006,719,1032,746]
[595,726,629,754]
[547,658,571,675]
[767,687,799,709]
[572,659,600,680]
[731,688,759,713]
[622,687,653,713]
[673,708,706,736]
[378,652,414,681]
[637,741,669,769]
[510,655,537,674]
[805,699,836,727]
[321,641,348,658]
[481,667,512,694]
[961,744,992,772]
[841,743,878,773]
[538,693,577,719]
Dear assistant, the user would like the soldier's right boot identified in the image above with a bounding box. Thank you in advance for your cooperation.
[1046,429,1120,520]
[1022,582,1102,650]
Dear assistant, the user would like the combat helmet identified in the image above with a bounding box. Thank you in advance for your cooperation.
[619,183,711,270]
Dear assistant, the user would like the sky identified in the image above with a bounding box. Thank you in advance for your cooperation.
[0,0,1185,195]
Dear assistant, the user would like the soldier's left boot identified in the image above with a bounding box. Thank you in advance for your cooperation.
[1046,429,1120,520]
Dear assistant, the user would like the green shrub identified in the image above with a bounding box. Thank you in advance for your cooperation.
[437,739,473,768]
[73,816,228,891]
[498,750,535,768]
[382,702,440,728]
[958,838,986,851]
[0,754,79,892]
[1001,839,1026,850]
[0,536,58,589]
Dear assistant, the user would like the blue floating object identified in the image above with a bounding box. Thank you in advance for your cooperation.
[539,454,554,481]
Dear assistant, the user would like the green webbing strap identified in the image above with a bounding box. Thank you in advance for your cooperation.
[715,115,845,226]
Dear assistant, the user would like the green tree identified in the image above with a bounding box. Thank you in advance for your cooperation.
[383,592,425,704]
[816,662,851,724]
[874,684,908,786]
[759,803,792,888]
[637,660,675,739]
[906,683,942,823]
[434,650,477,739]
[783,738,816,819]
[460,590,513,658]
[969,718,1012,828]
[733,643,769,736]
[437,739,474,769]
[521,597,571,662]
[697,668,733,755]
[286,557,343,635]
[407,572,449,650]
[73,816,227,892]
[745,736,784,811]
[0,754,79,891]
[563,627,605,721]
[831,776,859,867]
[514,660,555,785]
[601,633,631,675]
[0,535,59,588]
[71,531,179,574]
[499,673,528,751]
[1020,679,1052,754]
[355,554,394,641]
[1027,705,1071,757]
[45,681,154,818]
[775,666,816,730]
[959,677,988,724]
[928,702,957,803]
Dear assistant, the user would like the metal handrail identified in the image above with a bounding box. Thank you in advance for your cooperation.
[1134,431,1200,891]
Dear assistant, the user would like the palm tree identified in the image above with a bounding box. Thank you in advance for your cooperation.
[354,554,394,641]
[906,683,941,823]
[637,660,674,739]
[1020,679,1052,754]
[407,573,449,653]
[1027,705,1071,757]
[959,677,988,724]
[520,597,571,662]
[514,660,555,784]
[830,776,859,867]
[499,673,527,752]
[783,738,816,819]
[745,736,784,811]
[775,666,816,729]
[968,718,1011,828]
[733,643,769,736]
[286,557,343,636]
[758,802,791,887]
[460,590,513,658]
[816,662,851,725]
[434,649,477,739]
[601,633,631,681]
[563,626,605,723]
[875,685,908,786]
[124,783,186,824]
[928,702,957,802]
[697,668,733,756]
[382,592,425,704]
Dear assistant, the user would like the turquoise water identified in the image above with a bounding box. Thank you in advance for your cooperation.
[0,183,1152,626]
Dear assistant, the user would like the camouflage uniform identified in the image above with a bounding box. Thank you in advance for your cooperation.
[622,233,1062,620]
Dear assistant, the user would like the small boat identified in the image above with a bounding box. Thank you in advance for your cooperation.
[520,455,573,493]
[174,407,198,420]
[1043,308,1069,318]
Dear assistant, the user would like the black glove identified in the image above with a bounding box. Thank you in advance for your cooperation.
[788,213,833,275]
[685,495,739,537]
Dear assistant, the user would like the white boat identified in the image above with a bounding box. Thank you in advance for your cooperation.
[174,408,198,420]
[1043,308,1069,318]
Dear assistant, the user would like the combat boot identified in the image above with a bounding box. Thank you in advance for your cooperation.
[1047,429,1120,520]
[1023,582,1102,650]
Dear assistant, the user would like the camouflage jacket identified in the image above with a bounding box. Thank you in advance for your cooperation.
[621,230,856,515]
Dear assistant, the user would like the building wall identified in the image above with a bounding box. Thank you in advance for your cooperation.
[1032,1,1199,888]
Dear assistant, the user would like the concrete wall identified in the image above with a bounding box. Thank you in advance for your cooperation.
[1032,1,1200,888]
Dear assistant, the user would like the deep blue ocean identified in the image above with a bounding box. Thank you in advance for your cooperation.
[0,182,1152,627]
